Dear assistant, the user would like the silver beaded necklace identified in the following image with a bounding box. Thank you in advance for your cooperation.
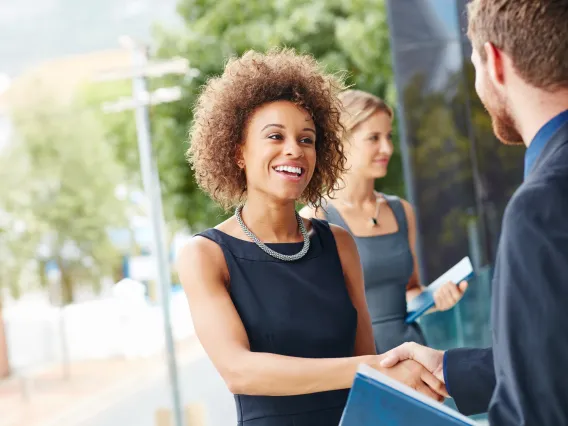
[235,204,311,262]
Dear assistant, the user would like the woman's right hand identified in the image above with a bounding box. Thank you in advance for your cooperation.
[367,355,449,402]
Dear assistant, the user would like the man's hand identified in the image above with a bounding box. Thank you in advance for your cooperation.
[370,356,448,401]
[380,342,446,385]
[433,280,468,311]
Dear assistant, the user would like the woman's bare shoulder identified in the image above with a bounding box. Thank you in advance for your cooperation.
[176,231,229,285]
[298,201,328,220]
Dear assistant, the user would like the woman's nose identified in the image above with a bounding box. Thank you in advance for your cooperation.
[380,138,393,155]
[284,139,303,157]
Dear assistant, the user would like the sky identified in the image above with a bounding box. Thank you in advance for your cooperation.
[0,0,180,77]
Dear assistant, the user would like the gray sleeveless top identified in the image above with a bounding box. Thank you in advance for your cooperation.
[323,194,426,353]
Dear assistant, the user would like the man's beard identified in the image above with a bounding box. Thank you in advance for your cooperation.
[481,82,524,146]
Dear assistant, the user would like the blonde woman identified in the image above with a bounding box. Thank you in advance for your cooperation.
[301,89,468,353]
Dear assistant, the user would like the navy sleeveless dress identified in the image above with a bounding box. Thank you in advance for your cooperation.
[323,195,426,353]
[197,219,358,426]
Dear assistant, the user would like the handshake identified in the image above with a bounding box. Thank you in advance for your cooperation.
[368,342,448,402]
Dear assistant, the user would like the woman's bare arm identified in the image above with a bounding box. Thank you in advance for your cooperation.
[177,236,377,396]
[401,199,426,303]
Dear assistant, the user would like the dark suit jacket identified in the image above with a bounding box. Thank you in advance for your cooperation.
[445,119,568,425]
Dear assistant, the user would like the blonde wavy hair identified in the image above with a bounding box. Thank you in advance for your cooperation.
[337,89,393,135]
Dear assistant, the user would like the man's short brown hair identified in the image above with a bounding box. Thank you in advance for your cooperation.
[467,0,568,90]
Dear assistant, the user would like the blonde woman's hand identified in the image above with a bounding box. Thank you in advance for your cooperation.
[433,280,468,311]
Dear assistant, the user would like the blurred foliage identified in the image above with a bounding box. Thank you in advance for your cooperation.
[0,223,40,300]
[0,87,128,304]
[94,0,404,230]
[76,79,191,240]
[77,80,141,183]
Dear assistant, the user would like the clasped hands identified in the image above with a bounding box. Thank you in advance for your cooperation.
[371,279,468,401]
[372,342,447,402]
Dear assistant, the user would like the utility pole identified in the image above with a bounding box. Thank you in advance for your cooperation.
[96,36,199,426]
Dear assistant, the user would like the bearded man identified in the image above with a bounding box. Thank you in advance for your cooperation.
[380,1,568,425]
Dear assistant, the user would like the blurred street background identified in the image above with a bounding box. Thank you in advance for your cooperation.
[0,0,522,424]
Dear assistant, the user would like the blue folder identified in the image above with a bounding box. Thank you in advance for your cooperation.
[340,364,478,426]
[405,256,475,324]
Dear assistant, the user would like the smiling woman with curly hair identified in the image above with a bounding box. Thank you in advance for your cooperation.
[177,48,446,426]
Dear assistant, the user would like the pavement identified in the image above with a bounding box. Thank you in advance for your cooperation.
[79,355,236,426]
[0,336,235,426]
[0,336,488,426]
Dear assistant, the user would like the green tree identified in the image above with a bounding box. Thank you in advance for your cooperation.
[76,80,141,182]
[1,88,128,304]
[75,79,191,248]
[131,0,401,229]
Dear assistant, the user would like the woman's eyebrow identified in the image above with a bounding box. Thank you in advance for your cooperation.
[260,123,285,132]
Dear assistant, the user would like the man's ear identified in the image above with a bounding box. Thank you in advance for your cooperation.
[484,41,505,88]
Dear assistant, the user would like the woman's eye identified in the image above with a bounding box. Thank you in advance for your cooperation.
[300,137,314,145]
[369,135,379,142]
[268,133,283,140]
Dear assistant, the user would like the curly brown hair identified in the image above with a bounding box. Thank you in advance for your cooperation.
[187,48,347,211]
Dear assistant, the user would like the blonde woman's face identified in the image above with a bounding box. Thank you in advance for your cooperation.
[344,111,393,179]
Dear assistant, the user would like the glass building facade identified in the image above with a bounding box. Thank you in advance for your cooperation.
[385,0,525,354]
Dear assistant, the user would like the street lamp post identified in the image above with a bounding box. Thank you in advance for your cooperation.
[97,37,198,426]
[130,44,184,426]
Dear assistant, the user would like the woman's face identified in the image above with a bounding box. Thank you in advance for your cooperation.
[345,110,393,179]
[239,100,317,204]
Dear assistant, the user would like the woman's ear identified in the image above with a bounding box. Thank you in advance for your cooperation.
[236,148,245,169]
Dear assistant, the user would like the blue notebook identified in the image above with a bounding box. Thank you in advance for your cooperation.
[340,364,478,426]
[405,256,474,324]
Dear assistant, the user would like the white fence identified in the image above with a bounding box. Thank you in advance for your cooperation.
[4,286,194,371]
